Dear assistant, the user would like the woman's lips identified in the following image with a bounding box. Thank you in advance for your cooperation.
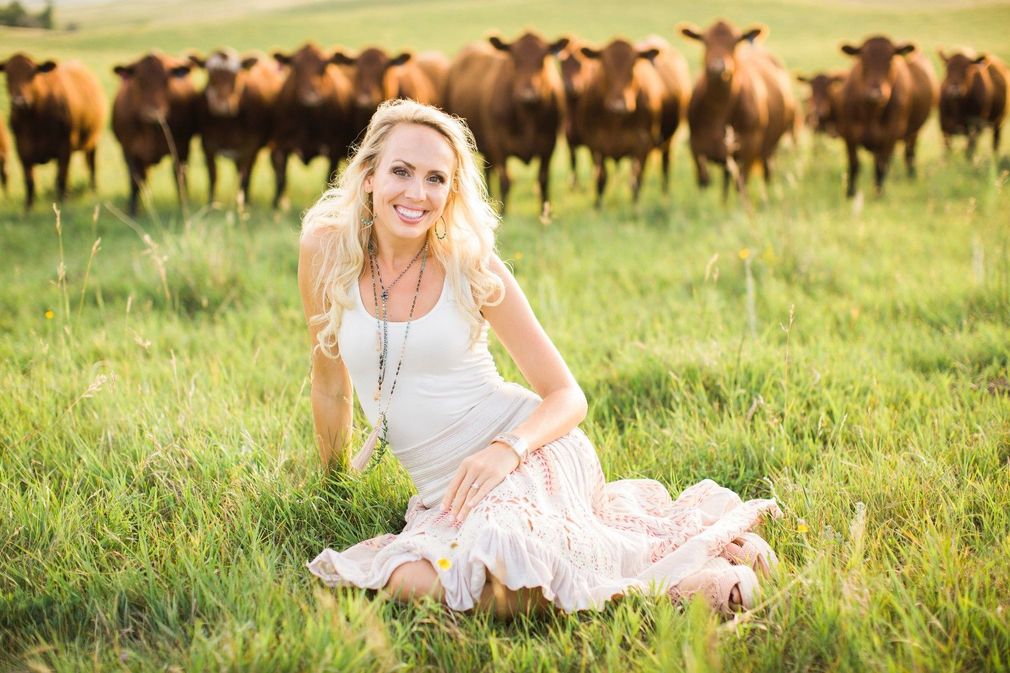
[394,205,427,223]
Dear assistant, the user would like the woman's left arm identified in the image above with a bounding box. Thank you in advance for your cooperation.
[441,253,589,522]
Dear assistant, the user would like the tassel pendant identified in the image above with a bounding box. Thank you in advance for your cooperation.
[350,418,382,472]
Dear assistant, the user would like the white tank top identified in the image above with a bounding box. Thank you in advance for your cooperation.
[337,273,506,450]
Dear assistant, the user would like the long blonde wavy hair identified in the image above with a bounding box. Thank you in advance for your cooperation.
[301,98,504,360]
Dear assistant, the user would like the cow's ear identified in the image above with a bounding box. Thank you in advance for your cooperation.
[796,74,811,83]
[973,54,988,65]
[548,37,570,55]
[188,54,206,68]
[841,44,861,56]
[895,43,915,56]
[678,23,703,41]
[0,61,5,72]
[637,48,660,62]
[739,25,766,44]
[330,51,354,66]
[114,64,135,78]
[389,52,412,67]
[580,46,602,60]
[37,60,57,73]
[936,48,949,63]
[829,74,845,84]
[488,36,510,52]
[169,65,192,78]
[240,56,259,69]
[273,52,291,65]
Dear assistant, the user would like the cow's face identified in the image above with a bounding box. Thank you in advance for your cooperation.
[114,54,191,122]
[0,53,56,108]
[680,20,764,86]
[334,48,410,111]
[275,44,332,107]
[841,37,915,108]
[939,51,987,98]
[798,73,843,132]
[559,40,588,98]
[580,40,657,115]
[489,33,568,106]
[193,50,258,117]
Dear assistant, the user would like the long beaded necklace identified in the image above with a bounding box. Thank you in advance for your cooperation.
[351,239,428,473]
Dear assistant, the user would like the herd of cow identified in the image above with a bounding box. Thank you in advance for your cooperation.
[0,20,1006,218]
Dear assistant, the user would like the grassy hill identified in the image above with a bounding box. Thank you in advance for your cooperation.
[2,1,1009,671]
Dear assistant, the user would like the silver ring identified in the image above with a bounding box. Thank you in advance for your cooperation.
[470,482,481,489]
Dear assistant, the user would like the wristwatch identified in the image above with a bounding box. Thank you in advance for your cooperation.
[492,432,529,460]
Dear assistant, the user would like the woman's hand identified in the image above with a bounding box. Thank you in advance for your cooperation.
[441,442,520,523]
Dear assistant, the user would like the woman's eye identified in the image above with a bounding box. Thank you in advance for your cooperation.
[428,175,446,184]
[392,167,408,177]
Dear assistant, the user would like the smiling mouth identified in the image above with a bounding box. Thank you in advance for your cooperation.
[394,205,427,223]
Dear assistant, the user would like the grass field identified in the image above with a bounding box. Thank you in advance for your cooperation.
[2,1,1010,671]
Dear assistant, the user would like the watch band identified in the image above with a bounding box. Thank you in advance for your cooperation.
[493,432,529,460]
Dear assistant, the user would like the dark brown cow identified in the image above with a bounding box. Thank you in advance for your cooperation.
[270,43,354,209]
[332,47,441,144]
[679,21,797,200]
[837,37,938,197]
[112,52,198,216]
[938,49,1008,158]
[576,36,689,207]
[0,53,105,209]
[446,32,568,221]
[797,71,845,137]
[189,49,283,205]
[558,37,600,187]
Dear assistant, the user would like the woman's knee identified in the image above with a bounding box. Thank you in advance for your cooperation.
[383,560,444,602]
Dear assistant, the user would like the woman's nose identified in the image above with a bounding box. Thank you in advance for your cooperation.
[405,178,426,200]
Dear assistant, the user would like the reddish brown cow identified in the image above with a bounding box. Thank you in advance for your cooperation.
[576,36,689,207]
[189,49,283,205]
[112,52,198,215]
[0,53,105,209]
[938,49,1008,158]
[413,51,449,105]
[446,32,568,220]
[797,71,845,137]
[558,37,600,187]
[332,47,441,143]
[837,37,938,197]
[679,21,797,200]
[270,43,354,209]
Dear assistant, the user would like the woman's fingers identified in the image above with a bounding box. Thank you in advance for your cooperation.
[441,464,469,511]
[447,468,477,519]
[458,474,498,523]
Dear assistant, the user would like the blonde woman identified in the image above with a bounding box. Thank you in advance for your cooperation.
[300,98,782,619]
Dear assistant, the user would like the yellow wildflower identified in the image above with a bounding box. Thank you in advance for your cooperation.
[436,557,452,570]
[797,519,809,534]
[849,307,860,320]
[738,247,751,260]
[44,309,54,320]
[514,251,524,261]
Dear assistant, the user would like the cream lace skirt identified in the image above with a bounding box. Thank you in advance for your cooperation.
[308,383,783,613]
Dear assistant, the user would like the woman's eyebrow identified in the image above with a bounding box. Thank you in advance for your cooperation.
[391,159,448,175]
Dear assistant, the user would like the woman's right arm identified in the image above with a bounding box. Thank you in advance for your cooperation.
[298,231,353,470]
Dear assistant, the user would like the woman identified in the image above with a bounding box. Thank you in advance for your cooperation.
[300,99,782,620]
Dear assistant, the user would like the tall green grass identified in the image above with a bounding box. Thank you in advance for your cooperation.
[2,1,1010,671]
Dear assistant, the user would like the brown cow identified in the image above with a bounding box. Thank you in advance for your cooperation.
[446,32,568,221]
[558,36,600,187]
[0,53,105,209]
[332,47,441,144]
[413,51,449,105]
[189,49,283,205]
[938,49,1008,158]
[679,21,797,200]
[270,43,354,209]
[797,71,845,137]
[837,37,938,197]
[112,52,198,216]
[576,36,689,207]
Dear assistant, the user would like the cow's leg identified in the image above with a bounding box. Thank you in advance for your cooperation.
[126,157,147,217]
[630,155,646,203]
[205,146,218,204]
[593,153,607,210]
[327,155,341,186]
[568,137,579,189]
[693,151,710,188]
[498,163,512,215]
[172,158,189,209]
[537,154,551,223]
[56,147,72,203]
[237,153,256,207]
[0,156,7,194]
[966,124,979,161]
[845,140,860,198]
[994,125,1002,154]
[21,158,35,210]
[659,141,671,195]
[271,148,288,210]
[874,146,894,196]
[86,148,97,191]
[905,134,920,177]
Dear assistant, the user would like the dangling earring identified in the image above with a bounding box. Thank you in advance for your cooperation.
[435,216,447,240]
[361,213,374,227]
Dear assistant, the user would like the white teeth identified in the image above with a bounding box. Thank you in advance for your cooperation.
[395,206,425,219]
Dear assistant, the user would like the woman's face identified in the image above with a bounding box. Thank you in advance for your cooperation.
[364,122,455,245]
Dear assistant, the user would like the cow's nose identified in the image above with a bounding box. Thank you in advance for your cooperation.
[606,98,628,114]
[300,91,322,106]
[707,60,725,76]
[518,88,538,103]
[867,88,883,103]
[355,93,374,108]
[944,84,960,97]
[11,95,27,107]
